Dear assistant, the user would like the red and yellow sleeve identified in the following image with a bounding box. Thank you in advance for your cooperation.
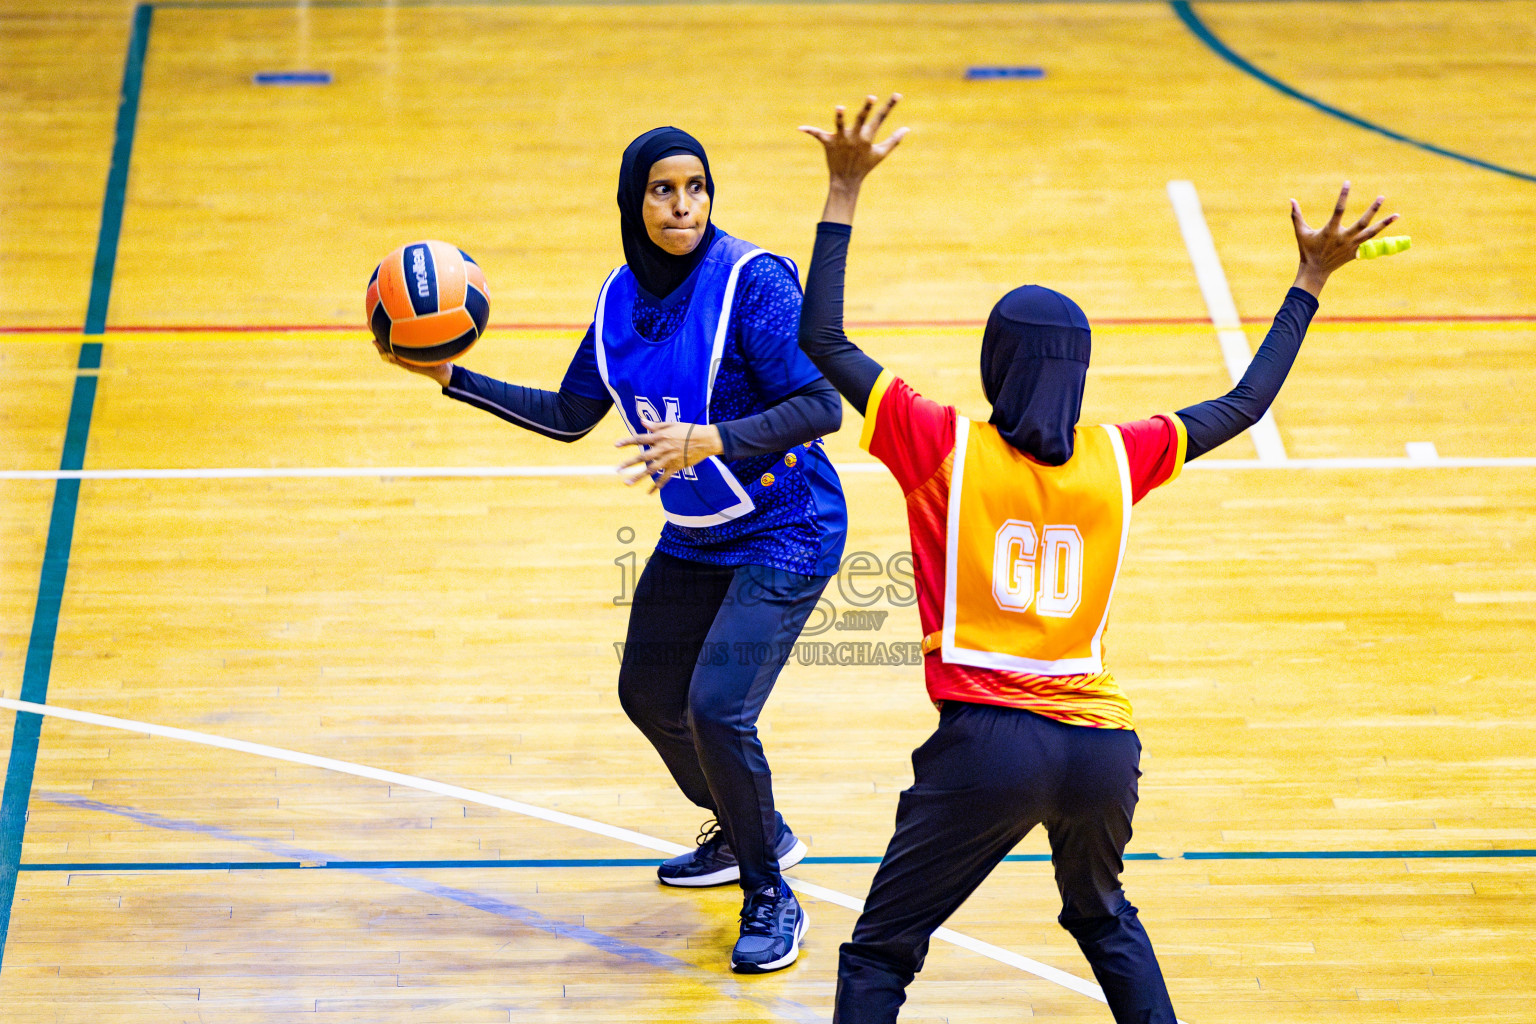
[858,368,897,454]
[1117,413,1188,504]
[860,370,959,494]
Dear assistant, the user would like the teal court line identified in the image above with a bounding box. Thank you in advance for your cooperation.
[16,849,1536,873]
[0,355,102,970]
[86,5,152,334]
[1172,1,1535,184]
[0,1,146,976]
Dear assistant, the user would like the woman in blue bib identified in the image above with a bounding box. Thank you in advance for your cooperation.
[376,127,846,974]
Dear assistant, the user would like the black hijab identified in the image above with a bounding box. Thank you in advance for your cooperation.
[979,285,1092,466]
[617,127,717,300]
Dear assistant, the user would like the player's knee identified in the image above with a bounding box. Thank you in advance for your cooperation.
[839,938,923,984]
[616,668,673,729]
[686,683,743,736]
[1058,897,1137,946]
[615,676,645,725]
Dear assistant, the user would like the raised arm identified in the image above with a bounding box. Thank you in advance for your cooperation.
[801,224,883,415]
[1178,183,1400,460]
[796,95,909,414]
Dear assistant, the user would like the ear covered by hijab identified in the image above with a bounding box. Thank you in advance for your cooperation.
[979,285,1092,466]
[617,127,717,300]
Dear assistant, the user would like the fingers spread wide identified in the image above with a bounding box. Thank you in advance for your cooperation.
[1356,212,1400,242]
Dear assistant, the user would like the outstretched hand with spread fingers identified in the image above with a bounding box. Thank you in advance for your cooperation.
[1290,182,1401,297]
[800,94,909,224]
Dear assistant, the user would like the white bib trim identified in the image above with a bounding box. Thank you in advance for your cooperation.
[591,251,769,528]
[939,421,1133,677]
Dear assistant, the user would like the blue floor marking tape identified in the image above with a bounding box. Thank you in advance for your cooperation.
[0,4,143,978]
[1171,0,1535,185]
[966,66,1045,80]
[253,71,333,85]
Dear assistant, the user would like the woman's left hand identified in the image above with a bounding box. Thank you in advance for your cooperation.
[1289,181,1400,297]
[616,419,723,493]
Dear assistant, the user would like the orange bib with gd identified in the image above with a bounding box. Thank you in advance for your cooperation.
[939,417,1132,676]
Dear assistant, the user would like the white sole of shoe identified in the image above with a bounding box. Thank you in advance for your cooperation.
[778,837,808,871]
[657,863,739,888]
[658,835,810,888]
[731,909,808,974]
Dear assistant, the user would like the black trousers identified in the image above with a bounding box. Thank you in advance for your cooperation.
[617,550,830,892]
[834,701,1177,1024]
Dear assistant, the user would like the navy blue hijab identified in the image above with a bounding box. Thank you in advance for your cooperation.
[617,127,717,300]
[979,285,1091,465]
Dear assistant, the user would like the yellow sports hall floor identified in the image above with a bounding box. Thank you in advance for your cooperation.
[2,2,1534,1022]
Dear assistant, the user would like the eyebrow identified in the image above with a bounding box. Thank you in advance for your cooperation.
[649,174,707,188]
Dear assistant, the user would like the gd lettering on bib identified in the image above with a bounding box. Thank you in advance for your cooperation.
[939,418,1132,676]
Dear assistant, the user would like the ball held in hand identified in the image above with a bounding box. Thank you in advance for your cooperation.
[367,241,490,367]
[1357,235,1411,260]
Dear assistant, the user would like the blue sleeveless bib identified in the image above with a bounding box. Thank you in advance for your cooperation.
[594,233,799,528]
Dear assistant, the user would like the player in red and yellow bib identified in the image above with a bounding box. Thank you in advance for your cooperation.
[799,95,1401,1024]
[862,369,1186,730]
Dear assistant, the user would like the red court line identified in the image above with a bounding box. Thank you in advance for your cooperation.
[5,314,1536,335]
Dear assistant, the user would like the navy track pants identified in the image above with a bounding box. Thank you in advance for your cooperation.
[834,700,1177,1024]
[617,550,829,892]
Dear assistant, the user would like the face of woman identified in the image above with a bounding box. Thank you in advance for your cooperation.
[642,155,711,255]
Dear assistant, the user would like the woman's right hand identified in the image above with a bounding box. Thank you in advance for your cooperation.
[374,340,453,387]
[800,94,909,225]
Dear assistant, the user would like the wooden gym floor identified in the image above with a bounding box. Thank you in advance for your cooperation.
[2,1,1534,1021]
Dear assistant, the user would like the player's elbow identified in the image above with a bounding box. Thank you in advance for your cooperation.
[813,386,844,435]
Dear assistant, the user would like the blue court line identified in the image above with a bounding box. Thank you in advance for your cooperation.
[19,849,1535,873]
[0,0,136,979]
[1171,1,1535,185]
[0,360,101,970]
[85,4,152,335]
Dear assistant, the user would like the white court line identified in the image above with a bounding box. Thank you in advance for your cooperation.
[1167,180,1289,464]
[2,457,1535,482]
[0,465,628,481]
[0,695,1124,1011]
[0,697,683,856]
[1192,456,1536,469]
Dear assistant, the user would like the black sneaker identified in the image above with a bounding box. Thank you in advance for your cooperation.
[656,819,809,888]
[730,878,807,974]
